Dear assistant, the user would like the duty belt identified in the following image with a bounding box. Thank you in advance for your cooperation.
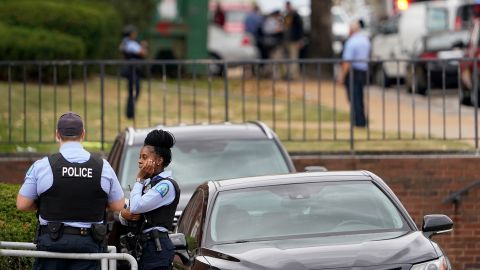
[40,225,91,236]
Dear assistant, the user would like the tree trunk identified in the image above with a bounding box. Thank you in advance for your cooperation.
[309,0,333,75]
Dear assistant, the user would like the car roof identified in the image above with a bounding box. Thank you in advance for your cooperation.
[213,171,377,191]
[125,121,274,146]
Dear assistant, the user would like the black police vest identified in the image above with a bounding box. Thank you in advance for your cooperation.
[143,177,181,231]
[39,153,108,222]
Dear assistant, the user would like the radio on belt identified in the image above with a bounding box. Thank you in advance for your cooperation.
[62,166,93,178]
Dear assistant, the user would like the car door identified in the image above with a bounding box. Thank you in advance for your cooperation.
[176,186,208,253]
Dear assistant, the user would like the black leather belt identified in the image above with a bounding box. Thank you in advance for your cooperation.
[139,230,169,242]
[40,225,91,236]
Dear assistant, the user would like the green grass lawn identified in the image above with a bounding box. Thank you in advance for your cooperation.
[0,75,473,153]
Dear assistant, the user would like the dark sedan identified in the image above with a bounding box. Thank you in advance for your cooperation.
[173,171,453,270]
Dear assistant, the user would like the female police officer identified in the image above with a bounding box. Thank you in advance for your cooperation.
[119,129,180,270]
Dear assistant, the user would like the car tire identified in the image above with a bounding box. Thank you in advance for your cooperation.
[470,89,480,107]
[459,89,472,106]
[208,53,224,76]
[406,65,427,95]
[374,64,391,88]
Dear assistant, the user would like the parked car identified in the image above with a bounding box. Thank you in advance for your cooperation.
[107,121,296,265]
[372,0,479,87]
[173,171,453,270]
[108,121,295,222]
[208,25,258,75]
[208,2,259,75]
[460,18,480,106]
[405,29,468,95]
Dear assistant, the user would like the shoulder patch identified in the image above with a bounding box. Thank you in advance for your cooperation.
[155,182,170,198]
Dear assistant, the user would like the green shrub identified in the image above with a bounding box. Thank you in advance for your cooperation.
[0,0,121,59]
[0,22,86,82]
[0,183,36,270]
[0,22,85,60]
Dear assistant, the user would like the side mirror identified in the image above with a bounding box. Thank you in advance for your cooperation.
[304,166,328,172]
[169,233,191,265]
[422,214,453,238]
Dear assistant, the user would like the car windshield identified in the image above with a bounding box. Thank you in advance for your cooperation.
[208,181,410,244]
[120,139,290,190]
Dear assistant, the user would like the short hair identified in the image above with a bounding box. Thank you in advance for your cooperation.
[59,134,82,142]
[144,129,176,167]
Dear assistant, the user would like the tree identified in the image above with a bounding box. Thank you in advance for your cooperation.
[309,0,334,74]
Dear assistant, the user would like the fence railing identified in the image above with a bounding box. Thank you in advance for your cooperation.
[0,241,134,270]
[0,58,478,152]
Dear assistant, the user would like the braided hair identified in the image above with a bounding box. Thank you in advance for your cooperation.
[144,129,175,167]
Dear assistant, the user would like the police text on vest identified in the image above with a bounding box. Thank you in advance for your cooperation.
[62,167,93,178]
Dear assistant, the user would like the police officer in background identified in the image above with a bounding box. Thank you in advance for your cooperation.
[120,25,148,119]
[16,112,125,270]
[119,129,180,270]
[337,19,370,127]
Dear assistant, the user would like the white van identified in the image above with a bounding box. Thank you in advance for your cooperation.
[371,0,477,86]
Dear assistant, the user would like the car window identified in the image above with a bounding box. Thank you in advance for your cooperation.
[378,15,399,35]
[108,134,125,173]
[119,139,290,190]
[177,189,206,251]
[427,7,448,32]
[208,181,410,244]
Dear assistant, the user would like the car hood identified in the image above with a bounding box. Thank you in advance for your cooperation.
[202,231,439,270]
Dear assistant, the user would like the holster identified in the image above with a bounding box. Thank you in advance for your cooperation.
[151,230,163,251]
[91,223,107,243]
[47,222,63,241]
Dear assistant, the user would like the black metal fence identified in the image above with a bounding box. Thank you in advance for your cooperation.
[0,58,479,152]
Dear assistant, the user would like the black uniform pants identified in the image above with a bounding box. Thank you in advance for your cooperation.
[126,67,140,119]
[344,69,368,127]
[139,237,175,270]
[33,233,103,270]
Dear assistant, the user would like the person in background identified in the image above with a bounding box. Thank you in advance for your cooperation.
[16,112,125,270]
[283,1,303,79]
[262,10,284,77]
[244,3,265,61]
[120,25,147,119]
[213,2,226,28]
[119,129,180,270]
[337,19,370,127]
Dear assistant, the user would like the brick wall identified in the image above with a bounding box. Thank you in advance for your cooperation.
[2,154,479,269]
[293,154,480,270]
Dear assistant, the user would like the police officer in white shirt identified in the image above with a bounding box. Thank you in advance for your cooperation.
[17,112,125,270]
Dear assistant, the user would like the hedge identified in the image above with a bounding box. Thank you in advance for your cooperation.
[0,22,85,60]
[0,0,121,59]
[0,183,36,270]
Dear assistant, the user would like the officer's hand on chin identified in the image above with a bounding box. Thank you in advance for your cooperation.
[120,208,140,221]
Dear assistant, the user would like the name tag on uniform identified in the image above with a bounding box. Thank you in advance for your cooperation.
[62,167,93,178]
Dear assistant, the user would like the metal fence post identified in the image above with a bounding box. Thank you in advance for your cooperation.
[474,59,479,151]
[348,62,354,153]
[223,61,229,122]
[100,63,105,152]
